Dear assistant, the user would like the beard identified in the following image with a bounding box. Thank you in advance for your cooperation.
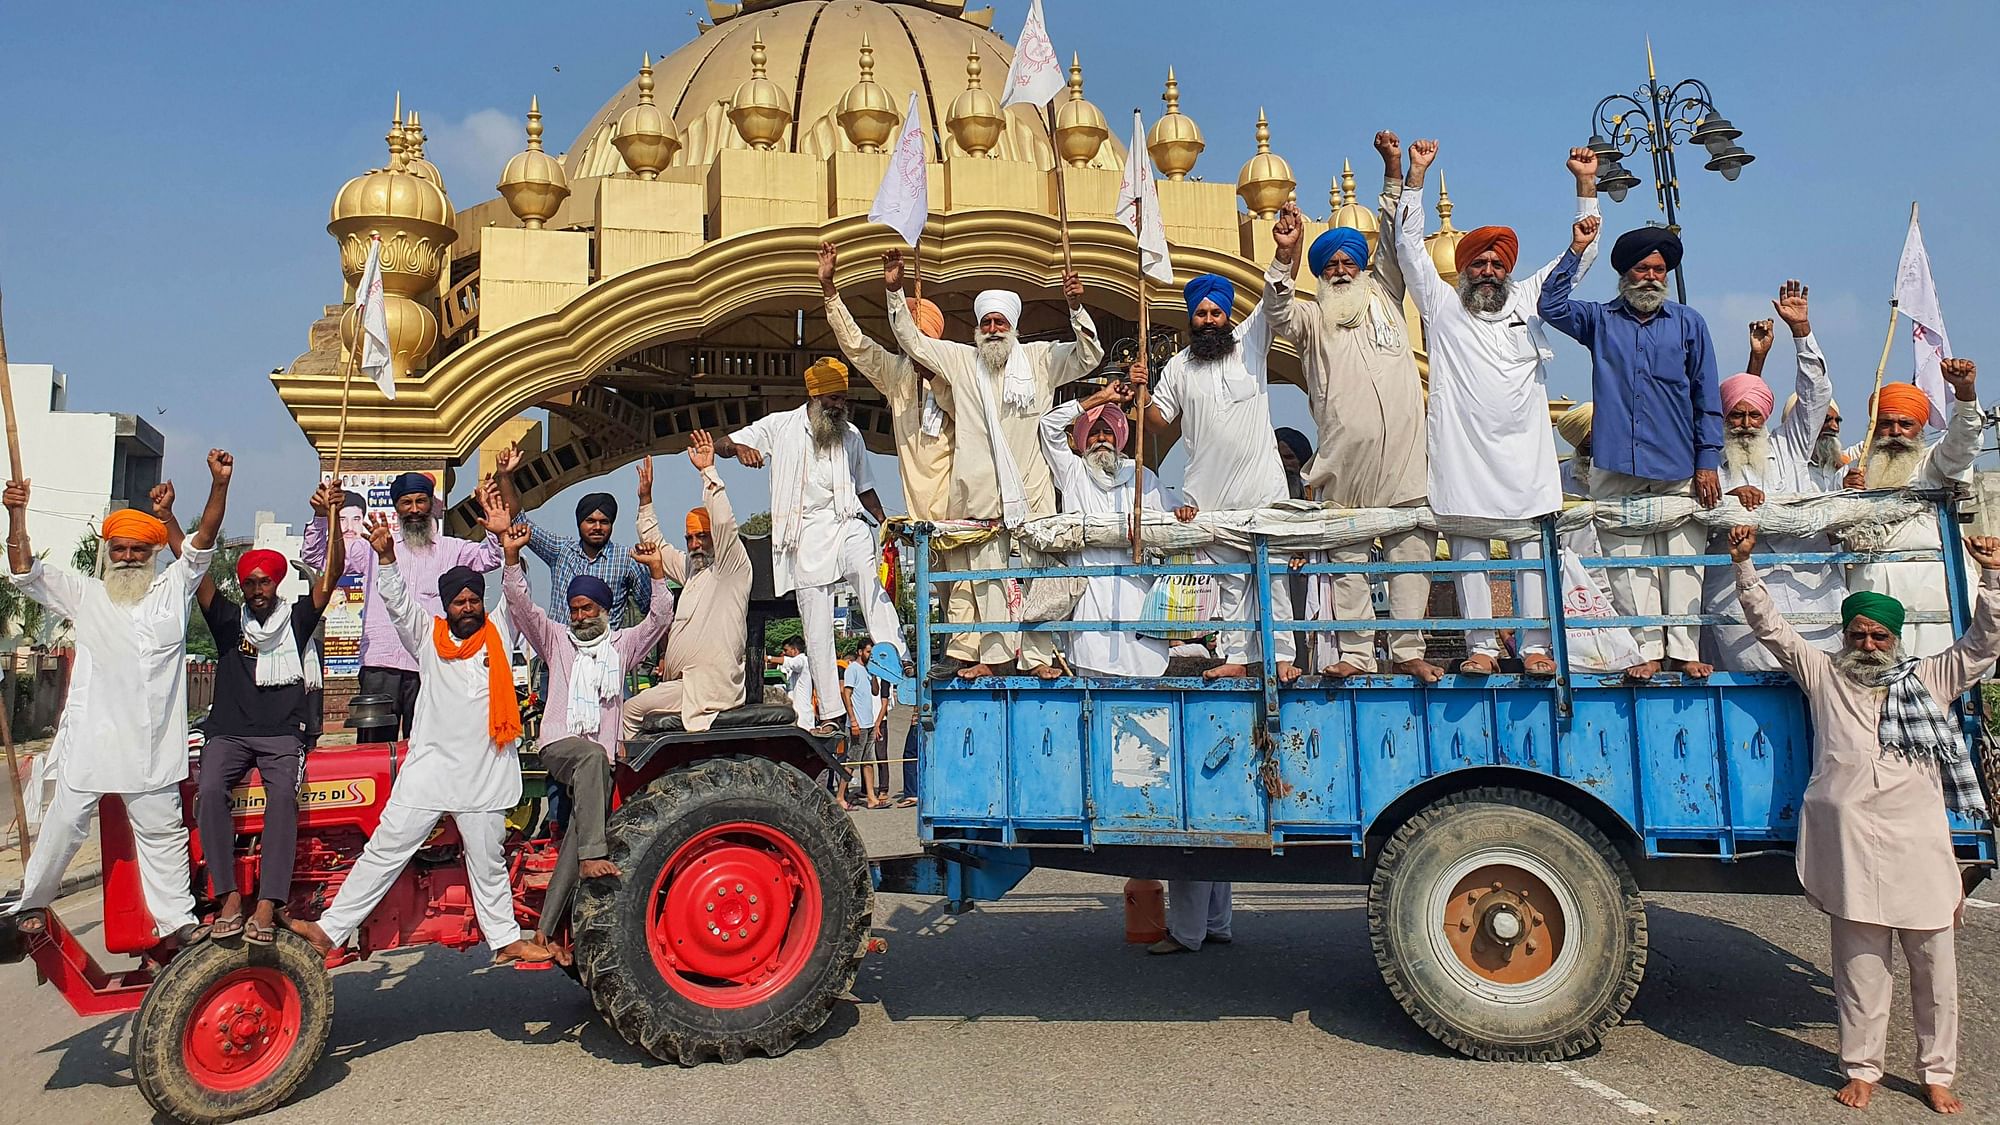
[400,513,434,548]
[1456,272,1511,315]
[1619,275,1669,315]
[1082,444,1124,488]
[685,548,712,578]
[1186,324,1235,363]
[447,609,486,640]
[1315,275,1374,330]
[978,329,1019,374]
[1811,431,1845,470]
[1571,454,1592,494]
[1834,642,1903,684]
[807,396,848,452]
[104,562,153,607]
[571,616,609,643]
[1722,429,1772,476]
[1864,435,1924,489]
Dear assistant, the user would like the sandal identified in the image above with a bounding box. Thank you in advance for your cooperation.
[209,913,246,941]
[242,916,276,946]
[895,796,918,808]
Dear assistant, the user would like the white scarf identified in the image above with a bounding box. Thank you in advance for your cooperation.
[565,627,623,737]
[967,362,1030,529]
[920,388,947,438]
[241,603,320,688]
[998,344,1038,412]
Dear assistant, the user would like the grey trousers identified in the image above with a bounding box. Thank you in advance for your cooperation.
[198,733,307,903]
[539,736,613,935]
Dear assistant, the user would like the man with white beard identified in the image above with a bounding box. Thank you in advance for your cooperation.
[2,451,232,947]
[1037,381,1168,678]
[1263,130,1439,683]
[1699,281,1844,670]
[718,361,902,735]
[883,250,1103,679]
[1542,218,1724,681]
[1841,362,1985,657]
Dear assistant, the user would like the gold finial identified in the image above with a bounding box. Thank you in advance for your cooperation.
[1148,66,1203,180]
[1646,36,1656,81]
[1067,53,1083,99]
[730,30,794,150]
[1328,156,1379,249]
[1052,52,1108,167]
[1341,159,1357,204]
[965,43,982,86]
[403,109,447,190]
[836,35,900,153]
[498,95,571,229]
[1436,172,1456,231]
[1255,107,1270,152]
[616,52,682,177]
[1425,171,1466,281]
[527,95,545,150]
[946,38,1004,158]
[1236,107,1294,219]
[859,38,875,80]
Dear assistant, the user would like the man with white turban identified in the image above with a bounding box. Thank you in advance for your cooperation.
[883,250,1103,679]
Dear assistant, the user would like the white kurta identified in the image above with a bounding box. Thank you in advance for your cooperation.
[1150,303,1288,511]
[1397,187,1600,519]
[13,546,213,794]
[1703,332,1844,669]
[730,405,874,595]
[1039,400,1169,677]
[376,563,522,813]
[1845,397,1985,657]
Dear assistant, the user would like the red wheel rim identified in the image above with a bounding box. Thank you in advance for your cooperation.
[180,967,304,1093]
[646,821,822,1010]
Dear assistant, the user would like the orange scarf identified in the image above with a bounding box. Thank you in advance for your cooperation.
[431,617,523,748]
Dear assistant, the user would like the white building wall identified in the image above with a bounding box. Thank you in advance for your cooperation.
[11,364,118,575]
[252,512,308,602]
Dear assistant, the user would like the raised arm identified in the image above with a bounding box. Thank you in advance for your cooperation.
[1931,536,2000,696]
[884,249,966,383]
[1041,271,1106,387]
[1729,527,1825,683]
[821,241,905,397]
[499,528,558,660]
[1521,149,1605,298]
[1394,139,1453,318]
[190,449,231,552]
[366,514,431,657]
[1920,358,1984,484]
[1264,201,1317,347]
[1536,215,1603,343]
[616,542,676,663]
[1040,397,1089,478]
[1369,130,1408,302]
[688,430,740,552]
[1769,282,1828,461]
[2,480,91,618]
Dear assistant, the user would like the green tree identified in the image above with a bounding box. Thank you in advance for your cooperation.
[740,511,771,538]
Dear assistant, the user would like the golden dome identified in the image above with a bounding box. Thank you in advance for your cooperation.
[1327,159,1379,250]
[946,42,1003,157]
[614,55,682,178]
[498,97,572,229]
[1426,172,1467,281]
[1051,55,1108,168]
[835,37,901,153]
[1147,67,1203,181]
[730,32,794,150]
[1236,108,1294,220]
[327,98,456,295]
[402,111,447,193]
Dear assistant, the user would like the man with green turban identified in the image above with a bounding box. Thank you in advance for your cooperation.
[1730,523,2000,1115]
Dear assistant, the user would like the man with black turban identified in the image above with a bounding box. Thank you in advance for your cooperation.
[493,454,654,623]
[1542,218,1724,682]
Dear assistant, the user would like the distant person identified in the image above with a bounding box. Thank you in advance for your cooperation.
[1151,880,1231,957]
[842,639,891,808]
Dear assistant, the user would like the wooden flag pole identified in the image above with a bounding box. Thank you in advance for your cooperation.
[1131,208,1150,565]
[1856,201,1918,483]
[0,286,36,865]
[1047,105,1075,277]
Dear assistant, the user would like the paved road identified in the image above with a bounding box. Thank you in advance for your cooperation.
[3,809,1995,1125]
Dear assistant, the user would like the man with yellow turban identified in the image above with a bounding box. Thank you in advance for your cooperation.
[2,450,233,948]
[718,358,902,735]
[1393,138,1603,675]
[1730,524,2000,1116]
[624,430,752,736]
[881,248,1102,679]
[1842,359,1986,656]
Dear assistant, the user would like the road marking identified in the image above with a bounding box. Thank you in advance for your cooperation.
[1965,897,1998,910]
[1546,1062,1660,1117]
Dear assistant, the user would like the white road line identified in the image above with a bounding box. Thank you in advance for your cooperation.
[1546,1062,1661,1117]
[1965,897,1999,910]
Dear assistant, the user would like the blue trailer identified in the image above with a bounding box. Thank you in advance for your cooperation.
[870,493,1995,1063]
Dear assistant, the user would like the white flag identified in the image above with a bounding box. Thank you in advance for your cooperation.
[1000,0,1064,109]
[868,93,929,247]
[1892,211,1950,429]
[1116,111,1173,284]
[354,236,395,399]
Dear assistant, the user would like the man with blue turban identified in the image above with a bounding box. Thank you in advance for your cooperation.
[1264,131,1439,681]
[1131,267,1298,685]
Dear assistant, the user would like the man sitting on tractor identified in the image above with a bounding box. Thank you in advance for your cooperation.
[2,451,233,950]
[291,486,553,964]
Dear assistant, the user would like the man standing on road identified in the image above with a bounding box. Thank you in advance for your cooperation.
[1731,522,2000,1116]
[2,452,233,948]
[841,639,890,809]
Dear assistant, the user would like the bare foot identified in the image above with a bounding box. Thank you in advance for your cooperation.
[1276,661,1302,685]
[1624,660,1660,682]
[580,858,622,879]
[1031,664,1062,680]
[957,662,996,680]
[1460,653,1499,675]
[1675,658,1714,679]
[1522,653,1557,676]
[1925,1084,1962,1114]
[1324,660,1365,679]
[494,938,555,964]
[1391,658,1443,683]
[1203,662,1250,681]
[1835,1079,1874,1110]
[287,917,334,955]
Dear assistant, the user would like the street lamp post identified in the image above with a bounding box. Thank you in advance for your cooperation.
[1582,43,1755,303]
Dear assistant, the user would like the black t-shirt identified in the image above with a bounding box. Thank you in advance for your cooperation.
[203,595,325,739]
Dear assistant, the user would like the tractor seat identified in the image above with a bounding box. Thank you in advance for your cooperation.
[635,703,801,736]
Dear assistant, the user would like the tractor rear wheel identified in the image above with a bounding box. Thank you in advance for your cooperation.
[574,755,871,1064]
[133,931,333,1124]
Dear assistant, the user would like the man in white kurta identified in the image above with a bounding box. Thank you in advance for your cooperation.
[883,250,1103,678]
[1844,362,1986,657]
[1038,384,1168,678]
[1395,139,1600,673]
[1139,272,1298,682]
[723,357,901,733]
[3,456,233,941]
[292,523,550,963]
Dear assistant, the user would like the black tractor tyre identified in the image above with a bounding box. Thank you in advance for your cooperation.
[133,931,333,1124]
[574,755,871,1064]
[1368,786,1647,1062]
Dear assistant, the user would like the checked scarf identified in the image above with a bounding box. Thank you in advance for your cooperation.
[1869,659,1990,820]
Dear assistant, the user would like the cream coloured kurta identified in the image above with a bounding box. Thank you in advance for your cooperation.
[886,289,1103,521]
[1845,397,1985,657]
[1264,178,1427,508]
[825,291,955,522]
[637,464,752,732]
[13,545,213,794]
[1397,187,1600,519]
[730,405,874,595]
[1039,400,1169,677]
[1739,557,2000,929]
[375,562,522,813]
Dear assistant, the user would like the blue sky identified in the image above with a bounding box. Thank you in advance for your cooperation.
[5,0,1997,549]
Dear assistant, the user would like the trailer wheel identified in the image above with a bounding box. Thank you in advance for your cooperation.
[133,931,333,1124]
[1368,786,1646,1062]
[574,755,871,1064]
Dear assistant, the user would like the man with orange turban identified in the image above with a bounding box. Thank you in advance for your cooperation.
[1392,138,1603,675]
[716,357,903,736]
[3,450,233,948]
[624,430,751,736]
[1843,359,1986,655]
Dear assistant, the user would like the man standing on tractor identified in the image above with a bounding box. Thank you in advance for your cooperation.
[2,451,234,949]
[291,487,553,964]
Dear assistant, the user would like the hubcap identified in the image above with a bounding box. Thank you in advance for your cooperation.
[181,968,303,1092]
[1428,849,1579,1003]
[647,822,822,1010]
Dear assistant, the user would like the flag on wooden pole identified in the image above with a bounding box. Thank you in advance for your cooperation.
[1000,0,1064,109]
[1116,111,1173,284]
[1892,207,1950,429]
[868,93,929,247]
[355,236,395,399]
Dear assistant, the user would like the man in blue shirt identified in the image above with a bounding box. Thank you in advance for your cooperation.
[494,448,654,623]
[1540,221,1723,681]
